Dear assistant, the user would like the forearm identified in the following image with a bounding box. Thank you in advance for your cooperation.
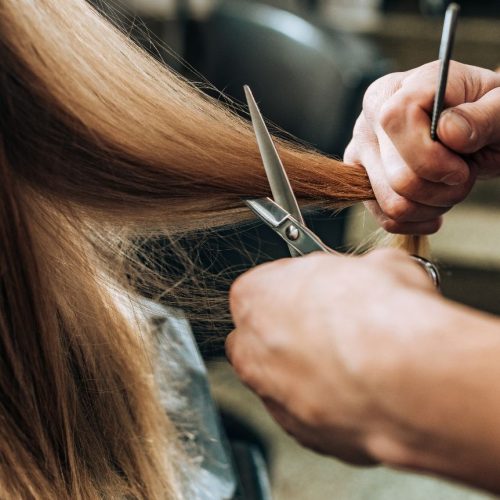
[369,296,500,492]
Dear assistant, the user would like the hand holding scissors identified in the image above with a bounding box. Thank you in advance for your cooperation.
[243,85,441,289]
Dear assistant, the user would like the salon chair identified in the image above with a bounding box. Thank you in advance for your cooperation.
[185,0,387,156]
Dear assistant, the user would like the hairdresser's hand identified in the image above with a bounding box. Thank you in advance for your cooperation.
[344,61,500,234]
[226,249,440,464]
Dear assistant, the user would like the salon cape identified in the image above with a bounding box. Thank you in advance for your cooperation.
[141,299,237,500]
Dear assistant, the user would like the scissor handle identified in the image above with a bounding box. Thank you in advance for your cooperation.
[246,198,441,289]
[276,223,441,290]
[282,223,440,289]
[245,197,339,256]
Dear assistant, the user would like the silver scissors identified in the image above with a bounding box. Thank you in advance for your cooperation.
[243,85,441,289]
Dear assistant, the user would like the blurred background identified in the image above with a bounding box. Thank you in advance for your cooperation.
[91,1,500,498]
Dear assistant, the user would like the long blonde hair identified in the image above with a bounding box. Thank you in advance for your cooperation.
[0,0,422,497]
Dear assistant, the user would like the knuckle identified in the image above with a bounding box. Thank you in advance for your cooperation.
[446,184,470,205]
[229,275,248,310]
[378,99,398,133]
[343,139,358,164]
[429,217,443,233]
[380,92,424,138]
[411,161,436,180]
[349,114,378,156]
[230,261,287,313]
[424,60,441,74]
[418,220,442,235]
[351,114,367,139]
[363,73,402,115]
[235,362,256,387]
[385,218,442,235]
[362,79,383,112]
[261,329,288,356]
[295,399,329,428]
[378,193,413,222]
[404,61,440,86]
[421,219,443,235]
[385,166,419,198]
[379,93,411,134]
[229,342,245,373]
[351,113,374,144]
[231,349,258,387]
[367,247,408,266]
[462,63,493,101]
[380,219,405,233]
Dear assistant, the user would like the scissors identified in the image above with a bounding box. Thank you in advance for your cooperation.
[243,85,441,289]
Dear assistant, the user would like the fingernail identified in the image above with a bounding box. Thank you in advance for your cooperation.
[441,110,473,140]
[441,171,467,186]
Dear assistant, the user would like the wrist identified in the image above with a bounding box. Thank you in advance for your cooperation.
[363,296,500,491]
[356,290,452,465]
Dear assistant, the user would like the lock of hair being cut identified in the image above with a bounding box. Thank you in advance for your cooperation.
[0,0,424,497]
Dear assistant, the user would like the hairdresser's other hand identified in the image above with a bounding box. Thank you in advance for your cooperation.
[344,61,500,234]
[226,249,439,464]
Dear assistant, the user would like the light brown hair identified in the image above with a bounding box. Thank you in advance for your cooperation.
[0,0,423,497]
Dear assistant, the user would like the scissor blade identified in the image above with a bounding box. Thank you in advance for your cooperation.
[245,198,290,228]
[245,198,334,256]
[244,85,304,225]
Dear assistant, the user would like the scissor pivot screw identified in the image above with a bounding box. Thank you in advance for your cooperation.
[286,225,300,241]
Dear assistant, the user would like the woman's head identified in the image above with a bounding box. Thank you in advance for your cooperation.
[0,0,417,497]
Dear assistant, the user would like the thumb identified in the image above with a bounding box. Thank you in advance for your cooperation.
[438,87,500,154]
